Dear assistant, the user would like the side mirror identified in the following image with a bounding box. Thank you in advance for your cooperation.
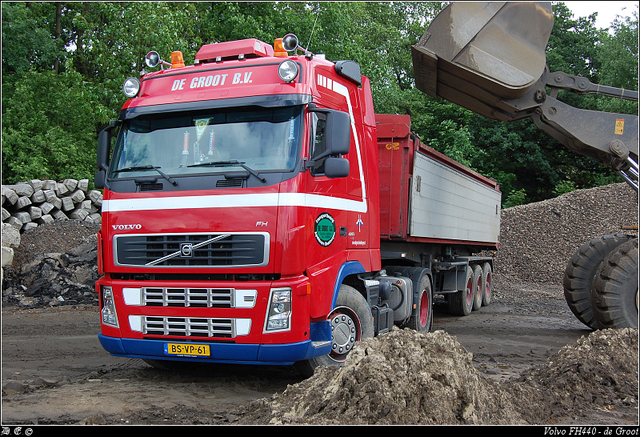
[308,107,352,159]
[325,110,351,156]
[324,157,350,178]
[94,169,107,189]
[95,121,118,189]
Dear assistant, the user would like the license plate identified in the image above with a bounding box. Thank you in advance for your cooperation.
[164,343,210,357]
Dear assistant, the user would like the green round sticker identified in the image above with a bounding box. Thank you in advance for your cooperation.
[314,213,336,247]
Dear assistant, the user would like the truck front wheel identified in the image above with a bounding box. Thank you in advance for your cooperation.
[295,284,374,377]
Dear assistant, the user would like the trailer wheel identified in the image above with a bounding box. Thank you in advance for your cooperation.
[294,284,374,377]
[472,264,483,311]
[592,238,638,329]
[563,234,632,329]
[403,269,433,332]
[481,262,492,306]
[449,266,474,316]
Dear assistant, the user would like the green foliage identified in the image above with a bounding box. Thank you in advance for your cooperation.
[2,67,111,184]
[503,189,528,209]
[1,1,637,207]
[552,180,577,197]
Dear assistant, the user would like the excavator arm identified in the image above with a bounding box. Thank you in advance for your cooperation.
[412,1,639,190]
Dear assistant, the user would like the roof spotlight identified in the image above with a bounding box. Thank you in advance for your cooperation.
[123,77,140,98]
[278,60,299,83]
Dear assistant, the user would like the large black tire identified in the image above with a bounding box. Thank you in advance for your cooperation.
[563,234,632,329]
[472,264,483,311]
[449,266,474,316]
[481,262,492,306]
[401,268,433,332]
[592,238,638,329]
[294,284,374,377]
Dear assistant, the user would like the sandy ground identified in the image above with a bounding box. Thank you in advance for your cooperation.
[1,273,637,426]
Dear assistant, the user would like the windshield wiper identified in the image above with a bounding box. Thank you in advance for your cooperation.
[188,160,266,183]
[113,165,177,186]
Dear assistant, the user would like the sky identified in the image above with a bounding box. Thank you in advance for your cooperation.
[564,1,638,30]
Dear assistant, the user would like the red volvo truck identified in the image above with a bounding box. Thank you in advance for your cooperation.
[94,34,501,375]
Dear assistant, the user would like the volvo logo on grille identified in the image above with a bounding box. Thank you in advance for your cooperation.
[180,243,193,258]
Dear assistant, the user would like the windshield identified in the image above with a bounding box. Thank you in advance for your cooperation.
[109,106,302,179]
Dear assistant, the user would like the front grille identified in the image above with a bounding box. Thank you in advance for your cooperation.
[142,287,256,308]
[143,316,235,338]
[114,233,268,268]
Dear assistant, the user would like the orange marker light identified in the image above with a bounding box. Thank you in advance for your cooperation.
[274,38,288,57]
[171,51,185,68]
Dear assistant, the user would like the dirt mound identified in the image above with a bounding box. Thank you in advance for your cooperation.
[509,327,639,424]
[238,327,638,425]
[2,220,100,307]
[496,182,637,284]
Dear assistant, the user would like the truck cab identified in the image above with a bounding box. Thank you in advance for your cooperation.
[95,36,382,368]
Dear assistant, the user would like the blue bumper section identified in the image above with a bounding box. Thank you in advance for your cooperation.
[98,321,332,365]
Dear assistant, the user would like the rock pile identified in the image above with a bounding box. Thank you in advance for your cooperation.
[2,220,101,307]
[1,178,102,286]
[495,183,638,284]
[2,178,102,232]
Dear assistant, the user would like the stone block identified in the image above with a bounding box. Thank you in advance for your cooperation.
[27,206,42,220]
[12,183,34,197]
[15,196,32,209]
[61,197,75,212]
[2,186,18,205]
[31,189,46,203]
[70,190,86,203]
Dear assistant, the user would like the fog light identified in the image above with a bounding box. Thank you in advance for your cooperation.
[265,288,291,332]
[101,287,119,327]
[278,60,299,83]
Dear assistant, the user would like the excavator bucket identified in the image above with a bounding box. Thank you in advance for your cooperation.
[412,2,554,121]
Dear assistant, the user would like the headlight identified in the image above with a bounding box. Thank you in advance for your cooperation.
[123,77,140,98]
[101,286,119,327]
[278,60,299,83]
[265,288,291,331]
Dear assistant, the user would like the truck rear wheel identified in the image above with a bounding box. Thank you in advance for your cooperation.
[592,238,638,329]
[449,266,474,316]
[481,262,492,306]
[563,234,632,329]
[294,284,374,377]
[402,269,433,332]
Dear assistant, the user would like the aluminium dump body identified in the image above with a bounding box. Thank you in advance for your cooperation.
[376,114,501,249]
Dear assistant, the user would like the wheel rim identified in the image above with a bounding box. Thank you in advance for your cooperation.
[466,277,474,306]
[419,289,430,327]
[486,274,492,300]
[329,306,361,362]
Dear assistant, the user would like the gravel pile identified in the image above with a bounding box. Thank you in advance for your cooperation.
[239,326,638,425]
[495,182,638,284]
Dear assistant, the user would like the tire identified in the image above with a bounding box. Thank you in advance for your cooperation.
[294,284,374,377]
[449,266,474,316]
[402,269,433,332]
[481,262,492,306]
[592,238,638,329]
[563,234,632,329]
[472,264,483,311]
